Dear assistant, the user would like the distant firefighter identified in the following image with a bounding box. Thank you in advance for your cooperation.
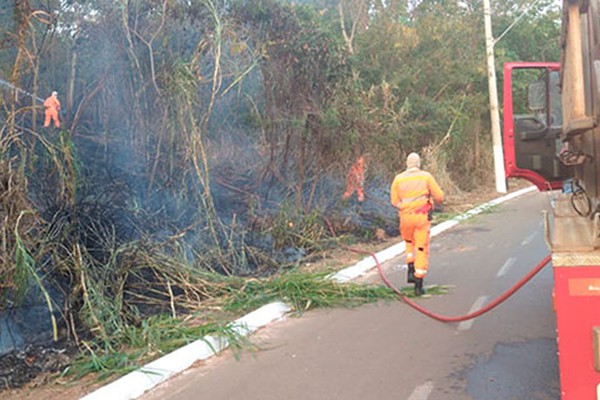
[43,91,61,128]
[342,155,365,202]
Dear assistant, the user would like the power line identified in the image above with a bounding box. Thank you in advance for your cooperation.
[494,0,546,45]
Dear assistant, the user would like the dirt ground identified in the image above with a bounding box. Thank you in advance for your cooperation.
[0,181,531,400]
[1,371,101,400]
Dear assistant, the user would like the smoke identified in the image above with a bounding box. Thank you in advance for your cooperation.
[0,78,44,104]
[0,0,400,359]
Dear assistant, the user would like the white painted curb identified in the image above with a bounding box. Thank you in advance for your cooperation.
[79,185,536,399]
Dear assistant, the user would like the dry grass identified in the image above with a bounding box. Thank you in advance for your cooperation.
[0,158,40,307]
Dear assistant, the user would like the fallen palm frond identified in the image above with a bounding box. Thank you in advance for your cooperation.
[64,266,401,382]
[222,269,398,314]
[63,260,452,383]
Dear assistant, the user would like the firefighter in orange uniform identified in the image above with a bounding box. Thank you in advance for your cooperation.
[43,91,61,128]
[342,155,365,202]
[390,152,444,296]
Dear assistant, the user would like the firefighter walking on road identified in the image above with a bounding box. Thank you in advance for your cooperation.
[390,152,444,296]
[43,91,61,128]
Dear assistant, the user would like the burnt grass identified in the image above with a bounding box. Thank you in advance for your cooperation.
[0,203,397,392]
[0,343,76,390]
[0,176,506,393]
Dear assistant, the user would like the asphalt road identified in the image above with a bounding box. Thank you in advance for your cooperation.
[141,191,559,400]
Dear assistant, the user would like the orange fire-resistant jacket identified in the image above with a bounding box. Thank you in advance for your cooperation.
[43,95,61,128]
[390,168,444,215]
[44,95,60,112]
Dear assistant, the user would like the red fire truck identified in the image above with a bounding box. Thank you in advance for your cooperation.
[502,1,600,398]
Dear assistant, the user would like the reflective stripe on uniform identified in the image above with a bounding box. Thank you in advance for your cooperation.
[400,194,429,204]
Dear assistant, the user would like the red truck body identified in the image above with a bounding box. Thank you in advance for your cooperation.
[502,2,600,398]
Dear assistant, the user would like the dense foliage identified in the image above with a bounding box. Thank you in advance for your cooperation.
[0,0,560,361]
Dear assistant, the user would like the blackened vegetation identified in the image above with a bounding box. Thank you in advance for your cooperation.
[0,0,543,390]
[0,135,395,390]
[0,344,74,391]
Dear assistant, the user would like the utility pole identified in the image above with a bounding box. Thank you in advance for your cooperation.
[483,0,507,193]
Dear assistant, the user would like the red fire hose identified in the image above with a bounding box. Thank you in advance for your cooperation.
[325,219,552,323]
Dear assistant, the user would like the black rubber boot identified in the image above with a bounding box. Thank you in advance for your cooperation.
[414,278,425,296]
[407,262,415,284]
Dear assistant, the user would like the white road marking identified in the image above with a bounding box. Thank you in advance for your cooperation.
[521,231,538,246]
[458,296,489,331]
[497,257,516,277]
[408,381,434,400]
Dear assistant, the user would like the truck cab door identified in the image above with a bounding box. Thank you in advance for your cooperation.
[503,62,573,190]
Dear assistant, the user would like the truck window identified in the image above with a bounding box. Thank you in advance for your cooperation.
[509,68,560,127]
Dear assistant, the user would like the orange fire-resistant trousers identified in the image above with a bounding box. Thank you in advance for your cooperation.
[400,212,431,279]
[44,107,60,128]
